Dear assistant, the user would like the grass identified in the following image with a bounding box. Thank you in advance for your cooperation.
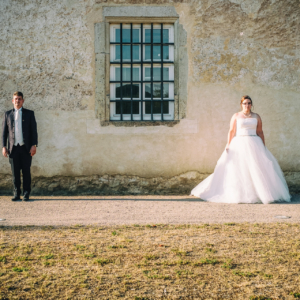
[0,223,299,299]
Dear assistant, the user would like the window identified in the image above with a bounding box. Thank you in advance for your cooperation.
[109,23,175,121]
[94,6,187,124]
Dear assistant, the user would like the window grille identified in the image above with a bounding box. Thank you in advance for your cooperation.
[110,23,175,121]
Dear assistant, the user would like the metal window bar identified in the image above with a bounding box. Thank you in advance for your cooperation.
[160,23,163,121]
[141,23,143,121]
[130,23,133,121]
[109,60,175,64]
[110,23,175,121]
[110,100,174,102]
[120,23,123,121]
[150,23,153,121]
[110,42,174,45]
[111,80,174,83]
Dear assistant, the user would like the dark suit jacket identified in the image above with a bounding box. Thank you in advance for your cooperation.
[2,108,38,154]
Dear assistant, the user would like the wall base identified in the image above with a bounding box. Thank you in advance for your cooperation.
[0,172,299,196]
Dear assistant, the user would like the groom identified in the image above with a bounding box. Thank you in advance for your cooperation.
[2,92,38,201]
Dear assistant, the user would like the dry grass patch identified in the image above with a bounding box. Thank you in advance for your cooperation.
[0,223,300,299]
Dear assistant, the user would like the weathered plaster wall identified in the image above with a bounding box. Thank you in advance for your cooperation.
[0,0,299,194]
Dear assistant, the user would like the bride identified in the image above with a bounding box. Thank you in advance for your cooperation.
[191,95,291,204]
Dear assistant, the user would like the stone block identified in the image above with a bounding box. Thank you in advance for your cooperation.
[103,6,179,18]
[94,22,106,54]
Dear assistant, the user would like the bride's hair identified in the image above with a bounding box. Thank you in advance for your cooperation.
[240,95,252,105]
[240,95,254,110]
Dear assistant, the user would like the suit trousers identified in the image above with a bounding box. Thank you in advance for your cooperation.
[9,145,32,195]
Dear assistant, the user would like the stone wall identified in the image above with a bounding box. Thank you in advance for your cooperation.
[0,0,299,195]
[0,0,94,113]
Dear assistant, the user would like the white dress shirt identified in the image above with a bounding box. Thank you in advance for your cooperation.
[14,108,24,146]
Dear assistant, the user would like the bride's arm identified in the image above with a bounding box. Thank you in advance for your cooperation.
[256,114,265,146]
[225,113,237,151]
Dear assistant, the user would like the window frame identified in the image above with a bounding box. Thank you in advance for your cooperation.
[95,8,188,125]
[109,22,175,121]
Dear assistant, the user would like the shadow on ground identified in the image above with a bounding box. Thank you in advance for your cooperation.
[30,198,202,202]
[21,194,300,204]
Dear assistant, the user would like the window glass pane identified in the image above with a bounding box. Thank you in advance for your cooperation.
[144,67,161,81]
[145,83,151,98]
[116,101,121,114]
[153,68,161,81]
[145,102,152,114]
[153,83,161,98]
[115,45,120,60]
[163,67,169,80]
[115,83,121,98]
[116,84,132,98]
[153,29,161,43]
[145,101,168,114]
[123,68,131,81]
[163,83,169,98]
[145,45,151,60]
[145,83,162,98]
[115,29,120,43]
[123,101,131,114]
[122,84,131,98]
[116,101,139,114]
[163,29,169,43]
[145,29,151,43]
[132,68,140,81]
[153,101,161,114]
[132,101,139,114]
[115,67,120,81]
[133,29,140,43]
[163,101,169,113]
[163,46,169,60]
[122,29,130,43]
[132,83,140,98]
[153,46,161,60]
[116,101,128,114]
[133,45,140,61]
[145,68,151,81]
[122,45,130,61]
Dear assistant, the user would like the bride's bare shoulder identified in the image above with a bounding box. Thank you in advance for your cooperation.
[229,113,239,126]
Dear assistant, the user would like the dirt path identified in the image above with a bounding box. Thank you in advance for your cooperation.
[0,195,300,226]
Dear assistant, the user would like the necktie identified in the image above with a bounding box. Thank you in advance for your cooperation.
[15,110,21,145]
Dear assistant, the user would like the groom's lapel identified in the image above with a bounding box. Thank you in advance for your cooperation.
[22,108,26,118]
[9,109,14,124]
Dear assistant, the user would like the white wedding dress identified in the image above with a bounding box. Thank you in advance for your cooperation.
[191,118,291,204]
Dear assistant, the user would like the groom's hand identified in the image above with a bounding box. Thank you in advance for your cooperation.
[30,145,37,156]
[2,147,8,158]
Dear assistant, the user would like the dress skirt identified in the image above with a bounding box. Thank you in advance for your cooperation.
[191,136,291,204]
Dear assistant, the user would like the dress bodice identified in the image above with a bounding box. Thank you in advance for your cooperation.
[236,118,257,136]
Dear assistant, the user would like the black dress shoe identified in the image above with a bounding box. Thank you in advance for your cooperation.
[12,195,21,201]
[23,192,30,201]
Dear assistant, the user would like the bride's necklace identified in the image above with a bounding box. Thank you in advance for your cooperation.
[243,112,251,118]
